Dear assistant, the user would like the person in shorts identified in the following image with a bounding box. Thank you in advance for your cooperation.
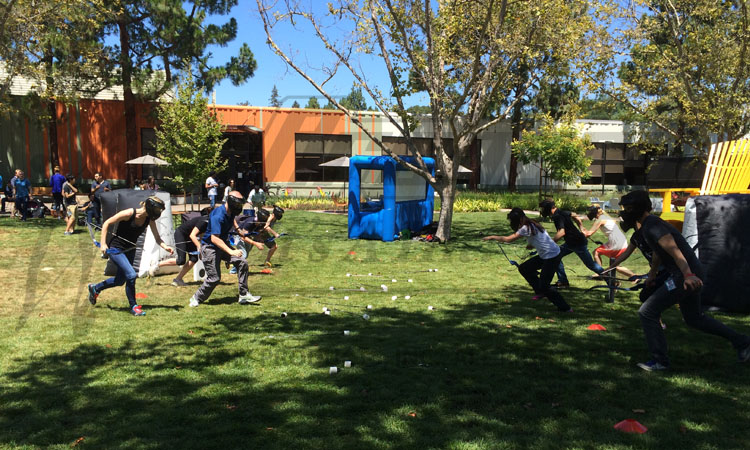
[238,205,284,268]
[62,174,79,235]
[583,205,636,280]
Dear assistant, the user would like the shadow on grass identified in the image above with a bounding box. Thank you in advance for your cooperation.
[2,299,749,449]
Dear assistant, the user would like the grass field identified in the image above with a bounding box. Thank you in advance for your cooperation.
[1,211,749,449]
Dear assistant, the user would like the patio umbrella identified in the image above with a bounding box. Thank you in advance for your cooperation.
[125,155,170,166]
[319,157,350,200]
[458,165,472,173]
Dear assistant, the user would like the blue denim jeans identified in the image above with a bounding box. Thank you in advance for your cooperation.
[556,242,603,284]
[15,196,28,220]
[94,250,138,307]
[209,195,217,209]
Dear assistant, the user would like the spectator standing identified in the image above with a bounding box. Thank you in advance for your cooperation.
[2,179,14,214]
[50,166,66,219]
[223,179,235,203]
[145,175,159,191]
[248,184,265,213]
[13,170,31,221]
[205,171,219,209]
[90,173,111,225]
[133,179,142,190]
[62,174,79,235]
[8,169,20,217]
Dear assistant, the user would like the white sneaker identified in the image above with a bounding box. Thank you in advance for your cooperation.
[238,293,261,304]
[189,296,200,307]
[172,278,187,287]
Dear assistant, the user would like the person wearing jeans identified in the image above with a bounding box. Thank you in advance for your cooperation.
[539,199,603,287]
[205,172,218,209]
[87,196,173,316]
[13,171,31,221]
[618,190,750,371]
[189,191,261,307]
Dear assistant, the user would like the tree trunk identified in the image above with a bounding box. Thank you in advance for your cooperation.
[508,93,523,192]
[119,20,137,188]
[435,179,455,243]
[43,48,59,172]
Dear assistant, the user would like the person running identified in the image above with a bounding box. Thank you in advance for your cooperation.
[62,174,79,235]
[583,205,636,280]
[188,191,261,307]
[50,166,66,219]
[539,199,604,288]
[483,208,572,313]
[152,214,209,286]
[237,205,284,268]
[617,190,750,371]
[13,170,31,221]
[205,172,219,209]
[86,196,174,316]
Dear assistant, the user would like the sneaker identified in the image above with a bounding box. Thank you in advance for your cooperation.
[554,281,570,289]
[738,343,750,363]
[238,293,262,304]
[63,231,72,236]
[189,296,200,307]
[87,284,98,305]
[531,294,545,301]
[637,360,669,371]
[229,266,237,274]
[171,278,187,287]
[131,305,146,316]
[264,261,273,268]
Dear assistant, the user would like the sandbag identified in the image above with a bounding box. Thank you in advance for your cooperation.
[695,194,750,313]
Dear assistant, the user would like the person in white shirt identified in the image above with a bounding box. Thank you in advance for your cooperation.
[483,207,572,312]
[247,184,265,213]
[205,172,219,209]
[223,179,235,203]
[583,206,636,280]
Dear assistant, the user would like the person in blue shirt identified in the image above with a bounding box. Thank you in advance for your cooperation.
[90,172,111,225]
[13,170,31,221]
[188,191,261,307]
[49,165,66,219]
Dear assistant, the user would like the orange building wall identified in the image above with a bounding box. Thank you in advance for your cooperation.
[212,106,357,183]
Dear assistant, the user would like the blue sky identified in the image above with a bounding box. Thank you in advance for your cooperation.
[206,0,427,108]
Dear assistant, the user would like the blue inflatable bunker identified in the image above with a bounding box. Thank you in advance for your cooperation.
[348,155,435,241]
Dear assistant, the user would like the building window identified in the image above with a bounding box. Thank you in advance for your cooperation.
[295,134,352,182]
[382,136,435,156]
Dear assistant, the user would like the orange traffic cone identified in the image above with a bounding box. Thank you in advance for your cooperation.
[614,419,647,433]
[587,324,607,331]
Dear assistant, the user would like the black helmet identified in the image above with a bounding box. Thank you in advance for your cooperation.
[272,205,284,220]
[507,207,525,232]
[226,194,244,216]
[619,190,652,231]
[586,205,601,221]
[144,196,165,220]
[539,199,555,218]
[256,208,270,224]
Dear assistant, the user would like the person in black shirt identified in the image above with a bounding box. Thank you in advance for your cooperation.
[539,199,603,288]
[86,196,174,316]
[151,214,209,286]
[618,190,750,371]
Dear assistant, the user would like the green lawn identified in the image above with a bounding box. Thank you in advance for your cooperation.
[1,212,749,449]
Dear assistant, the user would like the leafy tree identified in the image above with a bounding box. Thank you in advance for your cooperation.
[258,0,593,241]
[155,73,227,210]
[305,97,320,109]
[102,0,257,186]
[291,100,300,108]
[339,83,368,111]
[511,117,593,194]
[585,0,750,155]
[269,84,281,107]
[322,100,337,110]
[406,105,431,115]
[237,100,251,106]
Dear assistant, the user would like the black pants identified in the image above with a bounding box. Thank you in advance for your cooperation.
[518,253,571,311]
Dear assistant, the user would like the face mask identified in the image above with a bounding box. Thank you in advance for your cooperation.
[226,196,244,215]
[619,209,639,232]
[145,198,164,219]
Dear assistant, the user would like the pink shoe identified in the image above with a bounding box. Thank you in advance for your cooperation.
[531,294,545,301]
